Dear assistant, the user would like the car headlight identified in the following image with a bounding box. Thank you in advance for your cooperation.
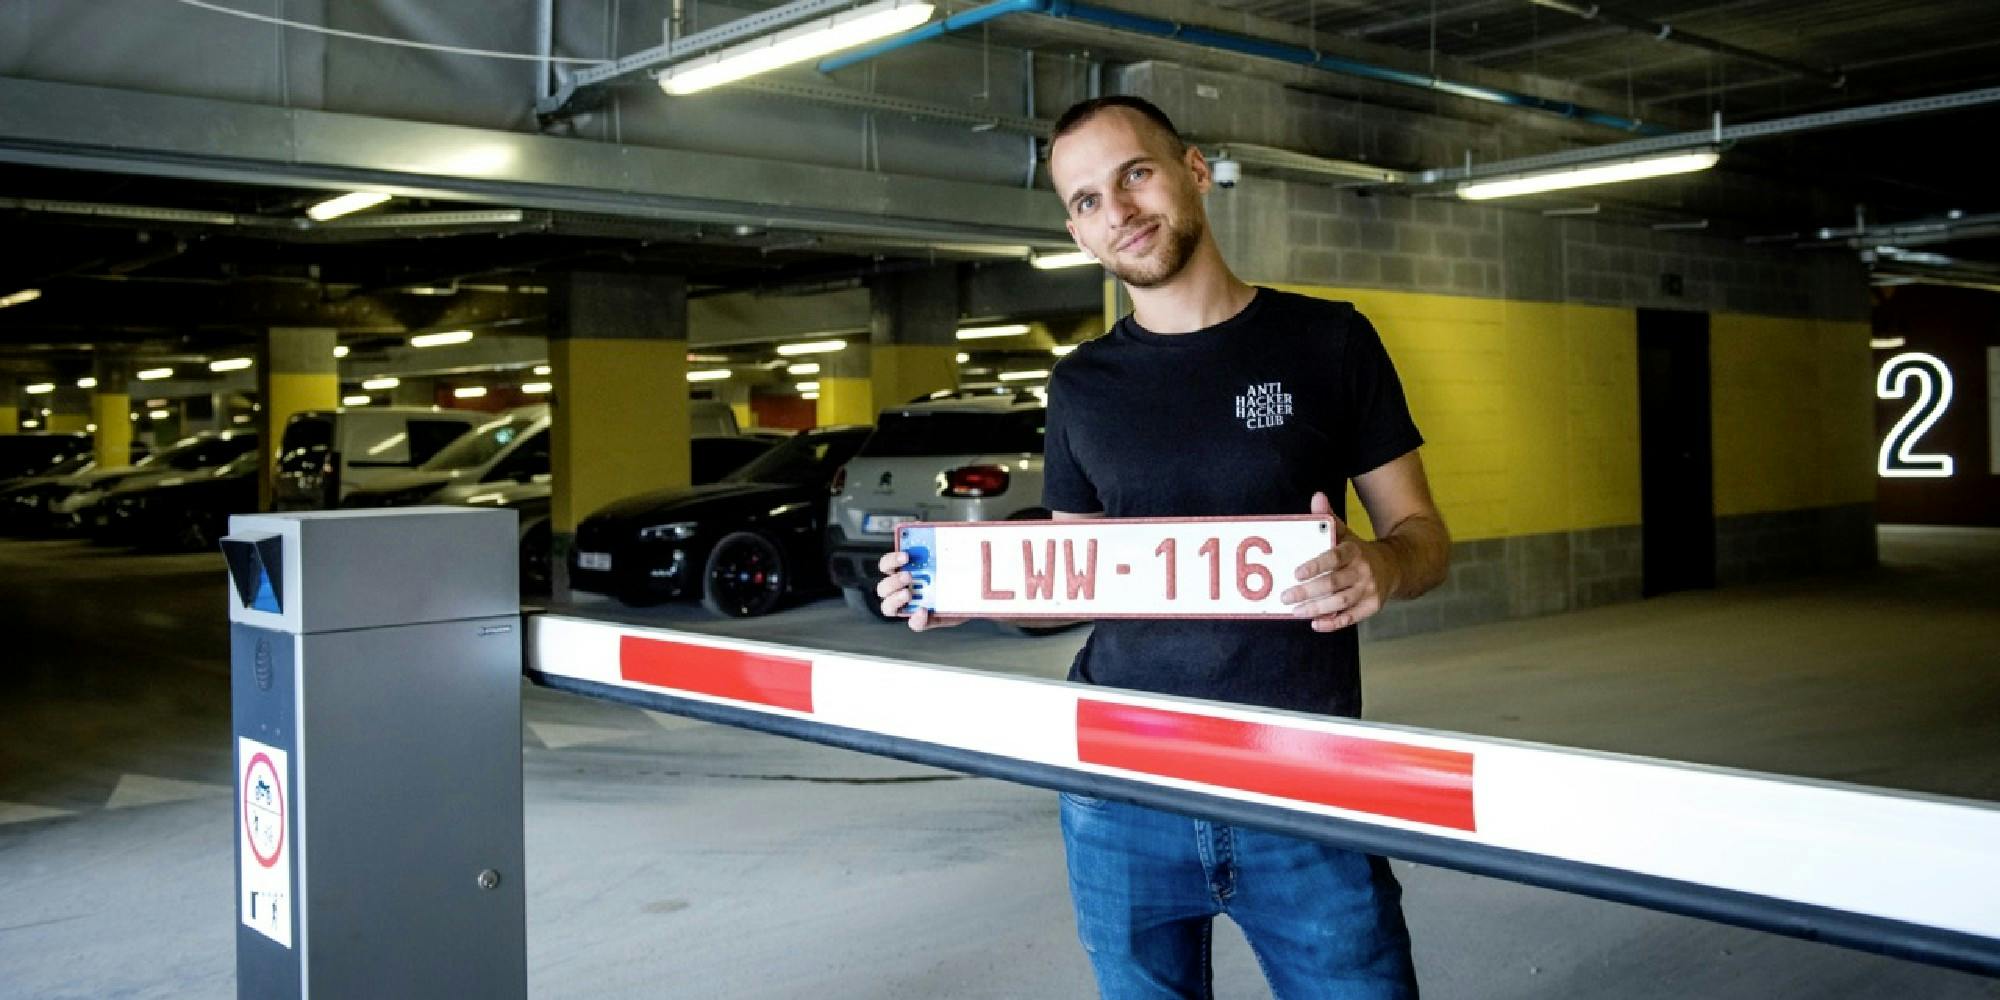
[638,520,699,541]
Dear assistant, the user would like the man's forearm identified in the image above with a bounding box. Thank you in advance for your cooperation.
[1371,513,1452,600]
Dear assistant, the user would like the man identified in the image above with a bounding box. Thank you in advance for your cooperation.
[877,95,1451,999]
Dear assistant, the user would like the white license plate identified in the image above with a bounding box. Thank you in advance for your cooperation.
[862,513,914,534]
[576,551,612,572]
[895,516,1335,619]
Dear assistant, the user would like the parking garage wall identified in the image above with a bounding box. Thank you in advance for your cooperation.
[1114,63,1878,636]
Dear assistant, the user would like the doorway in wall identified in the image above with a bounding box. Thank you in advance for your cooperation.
[1637,308,1717,596]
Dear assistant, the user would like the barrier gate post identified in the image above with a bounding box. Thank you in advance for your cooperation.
[223,508,525,1000]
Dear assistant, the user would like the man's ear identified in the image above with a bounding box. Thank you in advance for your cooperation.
[1185,145,1213,195]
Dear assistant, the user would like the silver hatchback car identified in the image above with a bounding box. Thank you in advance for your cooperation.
[826,392,1050,620]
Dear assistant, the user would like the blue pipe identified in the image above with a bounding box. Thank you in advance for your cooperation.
[819,0,1668,136]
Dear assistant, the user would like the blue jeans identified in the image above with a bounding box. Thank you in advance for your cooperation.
[1060,792,1418,1000]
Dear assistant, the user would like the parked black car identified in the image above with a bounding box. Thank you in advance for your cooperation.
[48,431,256,534]
[101,450,259,551]
[0,453,96,533]
[0,432,92,484]
[568,426,871,616]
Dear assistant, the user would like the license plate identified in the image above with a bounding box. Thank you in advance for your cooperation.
[895,516,1335,619]
[862,513,913,534]
[576,551,612,572]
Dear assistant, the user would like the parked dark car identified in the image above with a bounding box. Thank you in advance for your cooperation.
[0,432,92,484]
[358,433,779,596]
[101,450,259,551]
[48,431,257,534]
[0,453,96,533]
[568,426,871,616]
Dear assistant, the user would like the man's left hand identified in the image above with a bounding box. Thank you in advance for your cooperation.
[1281,491,1399,632]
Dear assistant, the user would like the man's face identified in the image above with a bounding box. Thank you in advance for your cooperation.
[1050,109,1210,290]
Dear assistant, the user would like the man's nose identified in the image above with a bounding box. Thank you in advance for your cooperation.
[1102,188,1137,228]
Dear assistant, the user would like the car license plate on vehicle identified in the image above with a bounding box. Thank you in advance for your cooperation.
[576,551,612,572]
[894,516,1335,619]
[863,513,913,534]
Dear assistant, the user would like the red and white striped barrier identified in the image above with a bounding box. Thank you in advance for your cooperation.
[527,613,2000,975]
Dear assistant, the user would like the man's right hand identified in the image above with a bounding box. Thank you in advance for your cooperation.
[876,549,968,631]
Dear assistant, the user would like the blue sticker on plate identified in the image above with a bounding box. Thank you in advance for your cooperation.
[898,525,935,615]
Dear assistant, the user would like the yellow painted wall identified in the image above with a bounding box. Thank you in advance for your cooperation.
[818,376,874,427]
[92,393,133,469]
[730,401,752,430]
[551,338,689,533]
[1710,316,1876,517]
[870,345,958,409]
[1273,285,1641,543]
[46,414,90,433]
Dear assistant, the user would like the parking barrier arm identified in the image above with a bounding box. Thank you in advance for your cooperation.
[526,611,2000,978]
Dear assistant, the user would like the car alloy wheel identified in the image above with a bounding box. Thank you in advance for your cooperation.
[702,531,787,618]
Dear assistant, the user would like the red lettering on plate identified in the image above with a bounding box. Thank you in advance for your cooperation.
[1064,539,1098,600]
[1023,540,1057,599]
[981,541,1017,600]
[1237,536,1274,600]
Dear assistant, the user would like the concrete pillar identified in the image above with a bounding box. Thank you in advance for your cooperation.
[814,344,873,428]
[91,358,134,469]
[260,328,341,509]
[548,271,690,592]
[0,380,18,435]
[1102,272,1132,330]
[45,385,90,434]
[867,267,961,414]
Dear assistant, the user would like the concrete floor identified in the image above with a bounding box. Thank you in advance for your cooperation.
[1,526,1997,998]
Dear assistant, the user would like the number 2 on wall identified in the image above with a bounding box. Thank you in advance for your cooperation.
[1877,352,1954,478]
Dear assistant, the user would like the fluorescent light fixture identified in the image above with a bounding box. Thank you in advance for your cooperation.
[307,191,392,221]
[409,330,474,348]
[521,381,552,394]
[1031,250,1097,270]
[1458,149,1719,201]
[687,353,729,363]
[1870,337,1906,350]
[687,369,733,382]
[956,324,1030,340]
[76,377,97,389]
[956,353,970,363]
[795,381,821,392]
[999,369,1049,381]
[86,423,97,432]
[20,419,37,429]
[1051,345,1076,356]
[786,362,821,376]
[233,414,250,424]
[361,377,401,391]
[453,386,488,399]
[24,382,54,394]
[149,409,171,420]
[209,357,253,372]
[801,391,820,400]
[775,339,847,356]
[533,364,552,376]
[137,367,173,381]
[658,0,935,96]
[333,345,350,358]
[0,288,41,308]
[343,395,372,406]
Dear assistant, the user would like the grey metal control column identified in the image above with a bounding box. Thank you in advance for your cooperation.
[224,508,525,1000]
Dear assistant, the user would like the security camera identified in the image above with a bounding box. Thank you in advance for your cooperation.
[1212,157,1242,189]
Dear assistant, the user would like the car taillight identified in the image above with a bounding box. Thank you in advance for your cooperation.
[940,464,1009,498]
[829,464,847,496]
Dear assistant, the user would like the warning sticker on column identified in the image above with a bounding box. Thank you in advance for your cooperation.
[238,737,292,948]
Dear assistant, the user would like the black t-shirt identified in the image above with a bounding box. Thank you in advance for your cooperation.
[1042,287,1424,717]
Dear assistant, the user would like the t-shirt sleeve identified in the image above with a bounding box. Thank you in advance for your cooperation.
[1041,372,1102,513]
[1342,311,1426,478]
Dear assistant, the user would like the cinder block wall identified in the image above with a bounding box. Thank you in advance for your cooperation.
[1117,62,1879,637]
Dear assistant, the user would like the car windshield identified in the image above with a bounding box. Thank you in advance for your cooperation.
[421,413,538,471]
[724,431,863,487]
[859,408,1045,457]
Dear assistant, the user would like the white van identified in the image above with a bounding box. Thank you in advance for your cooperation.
[270,406,487,510]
